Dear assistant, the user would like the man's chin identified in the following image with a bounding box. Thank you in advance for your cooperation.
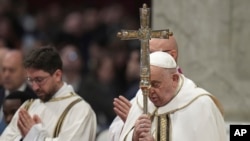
[37,93,53,102]
[39,97,50,102]
[150,99,163,107]
[37,95,48,102]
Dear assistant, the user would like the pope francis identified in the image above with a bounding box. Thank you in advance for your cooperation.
[118,51,227,141]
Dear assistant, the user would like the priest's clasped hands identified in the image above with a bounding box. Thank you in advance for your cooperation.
[17,108,42,137]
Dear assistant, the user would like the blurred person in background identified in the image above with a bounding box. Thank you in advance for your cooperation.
[0,49,36,134]
[0,47,9,87]
[0,47,9,131]
[0,49,36,97]
[59,44,85,93]
[80,52,117,135]
[123,48,140,100]
[2,91,34,125]
[0,15,23,49]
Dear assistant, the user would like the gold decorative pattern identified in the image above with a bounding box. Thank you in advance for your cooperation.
[48,92,75,102]
[160,115,167,141]
[53,98,82,137]
[117,3,172,114]
[156,114,170,141]
[24,99,35,111]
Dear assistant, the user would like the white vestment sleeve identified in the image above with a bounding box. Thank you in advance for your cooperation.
[108,96,137,141]
[0,85,97,141]
[25,102,96,141]
[190,96,227,141]
[108,116,124,141]
[0,103,27,141]
[171,96,227,141]
[124,128,133,141]
[23,124,49,141]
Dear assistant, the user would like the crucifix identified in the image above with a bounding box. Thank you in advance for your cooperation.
[117,3,173,114]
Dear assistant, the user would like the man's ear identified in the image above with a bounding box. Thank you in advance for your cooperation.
[172,73,179,87]
[54,69,62,82]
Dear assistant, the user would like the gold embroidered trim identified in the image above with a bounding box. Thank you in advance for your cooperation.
[160,115,167,141]
[48,92,75,102]
[175,74,184,96]
[53,98,82,137]
[124,127,134,141]
[156,94,222,116]
[208,94,224,116]
[24,99,35,111]
[156,114,170,141]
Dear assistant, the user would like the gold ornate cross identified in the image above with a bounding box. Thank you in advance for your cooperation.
[117,3,173,114]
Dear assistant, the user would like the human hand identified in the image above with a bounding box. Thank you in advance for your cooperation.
[17,108,41,137]
[138,132,154,141]
[113,95,131,122]
[133,114,152,141]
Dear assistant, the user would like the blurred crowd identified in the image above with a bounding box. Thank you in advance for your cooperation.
[0,0,150,135]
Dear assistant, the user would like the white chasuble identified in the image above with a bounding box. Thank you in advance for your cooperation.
[119,75,227,141]
[0,83,96,141]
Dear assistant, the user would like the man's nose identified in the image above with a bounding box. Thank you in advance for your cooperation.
[31,82,40,91]
[3,70,10,77]
[149,87,155,96]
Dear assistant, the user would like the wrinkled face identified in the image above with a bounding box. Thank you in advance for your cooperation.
[3,99,22,124]
[26,68,61,102]
[149,66,178,107]
[2,54,26,91]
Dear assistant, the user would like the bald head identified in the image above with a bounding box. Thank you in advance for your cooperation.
[3,50,24,65]
[149,36,178,62]
[2,50,26,91]
[0,48,9,65]
[0,47,9,85]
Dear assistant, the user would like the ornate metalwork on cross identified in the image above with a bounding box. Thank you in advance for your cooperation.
[117,3,173,114]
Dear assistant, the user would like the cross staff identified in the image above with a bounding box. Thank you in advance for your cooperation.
[117,3,173,114]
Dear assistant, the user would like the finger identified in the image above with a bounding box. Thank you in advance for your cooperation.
[19,109,35,129]
[113,107,126,116]
[18,110,27,128]
[139,123,151,130]
[19,109,32,121]
[140,119,151,125]
[113,100,129,114]
[139,131,151,138]
[138,123,151,131]
[33,115,41,123]
[142,123,151,129]
[114,98,129,110]
[118,95,132,107]
[134,120,141,130]
[17,119,25,136]
[138,114,151,120]
[113,107,126,122]
[17,117,24,129]
[114,97,131,111]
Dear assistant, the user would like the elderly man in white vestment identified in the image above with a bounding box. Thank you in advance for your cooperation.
[118,51,227,141]
[109,37,180,140]
[0,47,97,141]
